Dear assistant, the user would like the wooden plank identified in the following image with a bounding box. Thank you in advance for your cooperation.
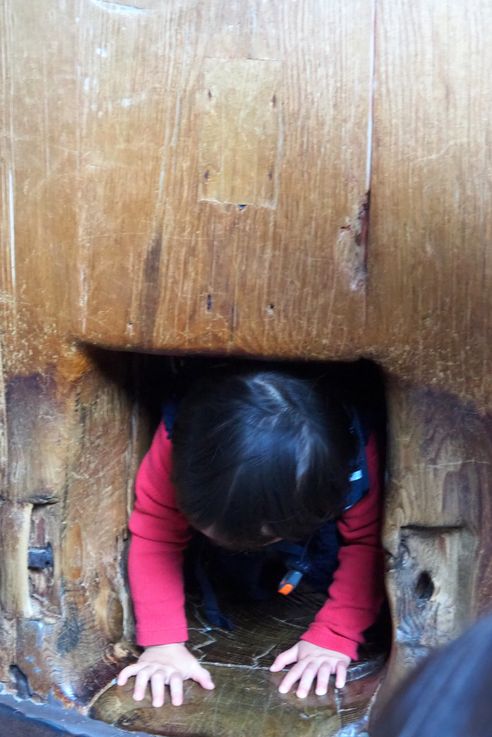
[81,0,373,357]
[0,341,7,496]
[2,0,373,358]
[13,352,139,704]
[93,667,383,737]
[94,667,343,737]
[0,1,78,376]
[4,373,66,504]
[2,0,489,409]
[369,0,492,406]
[0,349,145,703]
[386,526,476,681]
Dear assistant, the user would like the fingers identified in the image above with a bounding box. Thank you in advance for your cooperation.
[134,667,185,707]
[117,663,143,686]
[277,658,349,698]
[119,664,181,707]
[315,663,332,696]
[270,644,299,672]
[278,660,306,694]
[193,666,215,691]
[169,673,184,706]
[117,660,214,708]
[335,661,348,689]
[150,672,165,708]
[296,662,319,698]
[134,667,155,701]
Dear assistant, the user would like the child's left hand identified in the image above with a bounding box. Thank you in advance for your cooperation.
[270,641,350,698]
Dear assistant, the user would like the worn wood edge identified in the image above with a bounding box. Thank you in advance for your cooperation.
[74,342,492,412]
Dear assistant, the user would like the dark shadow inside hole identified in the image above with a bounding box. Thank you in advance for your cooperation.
[86,350,388,451]
[82,349,390,732]
[415,571,434,601]
[9,665,32,700]
[87,348,390,638]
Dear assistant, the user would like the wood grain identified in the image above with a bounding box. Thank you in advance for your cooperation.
[0,1,78,376]
[381,377,492,693]
[92,667,383,737]
[1,0,373,363]
[198,58,281,208]
[369,0,492,405]
[3,0,489,405]
[0,502,32,618]
[0,349,145,704]
[91,590,384,737]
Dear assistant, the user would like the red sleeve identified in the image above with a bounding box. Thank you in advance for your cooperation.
[127,423,192,647]
[300,433,385,660]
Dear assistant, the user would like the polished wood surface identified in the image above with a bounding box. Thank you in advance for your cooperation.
[2,1,489,403]
[91,591,385,736]
[1,0,373,369]
[369,1,492,405]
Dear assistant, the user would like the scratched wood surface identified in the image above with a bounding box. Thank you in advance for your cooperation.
[2,1,489,403]
[379,377,492,700]
[368,0,492,405]
[0,350,147,706]
[93,668,383,737]
[91,591,385,737]
[1,0,373,370]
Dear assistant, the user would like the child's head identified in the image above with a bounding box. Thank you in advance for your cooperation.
[172,370,356,549]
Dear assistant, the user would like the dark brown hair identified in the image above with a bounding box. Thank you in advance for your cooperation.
[171,370,356,549]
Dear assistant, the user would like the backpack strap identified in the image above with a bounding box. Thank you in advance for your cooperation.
[162,398,179,439]
[344,405,371,511]
[277,406,372,596]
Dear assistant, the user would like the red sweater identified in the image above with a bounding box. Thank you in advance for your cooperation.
[128,423,384,660]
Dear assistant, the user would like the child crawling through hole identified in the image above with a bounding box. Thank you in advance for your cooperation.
[117,366,385,706]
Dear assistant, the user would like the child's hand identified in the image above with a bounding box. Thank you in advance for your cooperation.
[117,643,215,707]
[270,641,350,698]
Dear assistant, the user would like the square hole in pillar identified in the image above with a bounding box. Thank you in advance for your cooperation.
[84,351,390,735]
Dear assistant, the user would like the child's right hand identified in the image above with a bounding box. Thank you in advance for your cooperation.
[117,643,215,707]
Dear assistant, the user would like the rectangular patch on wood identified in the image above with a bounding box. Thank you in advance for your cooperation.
[198,58,281,208]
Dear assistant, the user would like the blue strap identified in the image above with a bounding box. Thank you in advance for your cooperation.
[162,399,178,439]
[269,539,311,574]
[344,407,370,510]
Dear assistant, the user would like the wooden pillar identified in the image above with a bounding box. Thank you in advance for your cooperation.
[0,347,146,704]
[382,379,492,691]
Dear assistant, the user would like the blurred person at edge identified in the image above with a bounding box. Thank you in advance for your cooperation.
[370,614,492,737]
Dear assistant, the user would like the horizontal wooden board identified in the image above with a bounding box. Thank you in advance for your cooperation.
[1,0,373,369]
